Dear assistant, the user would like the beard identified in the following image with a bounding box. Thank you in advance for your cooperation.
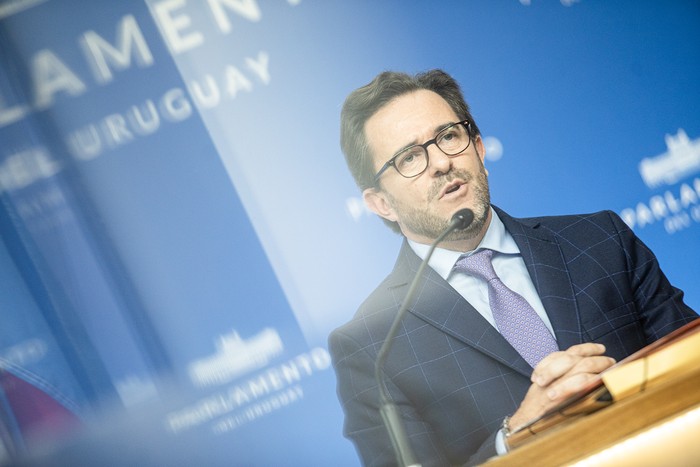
[385,163,491,243]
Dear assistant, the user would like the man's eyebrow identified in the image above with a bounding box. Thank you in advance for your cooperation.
[434,121,456,134]
[388,121,457,158]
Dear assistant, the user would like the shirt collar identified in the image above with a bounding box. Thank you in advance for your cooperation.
[408,207,520,280]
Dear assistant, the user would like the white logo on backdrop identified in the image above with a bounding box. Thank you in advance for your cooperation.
[638,129,700,188]
[619,129,700,234]
[188,328,283,387]
[168,346,331,435]
[483,136,503,162]
[346,196,370,221]
[0,0,47,20]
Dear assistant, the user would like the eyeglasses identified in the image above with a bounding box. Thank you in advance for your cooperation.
[373,120,472,183]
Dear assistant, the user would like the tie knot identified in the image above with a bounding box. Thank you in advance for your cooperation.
[453,248,496,281]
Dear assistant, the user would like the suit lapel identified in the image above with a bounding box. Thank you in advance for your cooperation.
[390,241,533,378]
[496,207,583,350]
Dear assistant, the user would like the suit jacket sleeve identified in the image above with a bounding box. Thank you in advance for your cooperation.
[329,327,500,466]
[607,211,696,342]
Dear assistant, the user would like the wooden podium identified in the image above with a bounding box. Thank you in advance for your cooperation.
[484,320,700,466]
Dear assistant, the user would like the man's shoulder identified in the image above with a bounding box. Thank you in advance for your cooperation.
[498,207,628,239]
[328,241,419,348]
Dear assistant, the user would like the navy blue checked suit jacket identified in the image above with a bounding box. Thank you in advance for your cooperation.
[328,207,697,466]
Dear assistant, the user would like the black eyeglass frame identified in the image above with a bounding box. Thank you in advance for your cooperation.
[372,120,473,184]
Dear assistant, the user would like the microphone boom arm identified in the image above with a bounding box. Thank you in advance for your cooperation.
[374,209,473,467]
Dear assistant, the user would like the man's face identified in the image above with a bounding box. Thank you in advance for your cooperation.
[363,90,491,247]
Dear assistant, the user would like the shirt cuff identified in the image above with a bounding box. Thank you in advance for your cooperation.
[495,428,509,456]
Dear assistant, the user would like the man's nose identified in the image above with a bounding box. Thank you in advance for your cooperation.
[427,144,452,177]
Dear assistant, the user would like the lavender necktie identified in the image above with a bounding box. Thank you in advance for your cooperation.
[453,249,558,368]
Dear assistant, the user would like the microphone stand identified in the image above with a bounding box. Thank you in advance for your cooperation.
[374,209,473,467]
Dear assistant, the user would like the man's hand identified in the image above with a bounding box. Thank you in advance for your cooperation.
[508,343,616,431]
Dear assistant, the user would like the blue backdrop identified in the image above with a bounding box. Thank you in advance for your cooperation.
[0,0,698,465]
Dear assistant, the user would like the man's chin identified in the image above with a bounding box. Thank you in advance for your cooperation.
[445,222,482,242]
[395,200,490,245]
[450,203,489,240]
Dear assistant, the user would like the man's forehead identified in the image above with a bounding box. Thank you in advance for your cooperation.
[365,90,458,156]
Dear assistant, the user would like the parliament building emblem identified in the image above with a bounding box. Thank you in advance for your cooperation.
[188,328,283,387]
[638,129,700,188]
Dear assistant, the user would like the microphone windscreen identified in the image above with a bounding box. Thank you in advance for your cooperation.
[451,208,474,230]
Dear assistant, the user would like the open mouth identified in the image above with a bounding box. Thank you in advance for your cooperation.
[445,184,460,194]
[441,181,463,198]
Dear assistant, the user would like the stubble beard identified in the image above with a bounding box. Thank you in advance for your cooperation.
[386,164,491,243]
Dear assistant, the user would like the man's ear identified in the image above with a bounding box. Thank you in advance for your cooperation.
[474,135,489,176]
[363,187,398,222]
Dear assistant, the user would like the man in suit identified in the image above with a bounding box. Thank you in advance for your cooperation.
[328,69,697,466]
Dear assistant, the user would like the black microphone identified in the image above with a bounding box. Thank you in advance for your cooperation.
[374,208,474,467]
[451,208,475,231]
